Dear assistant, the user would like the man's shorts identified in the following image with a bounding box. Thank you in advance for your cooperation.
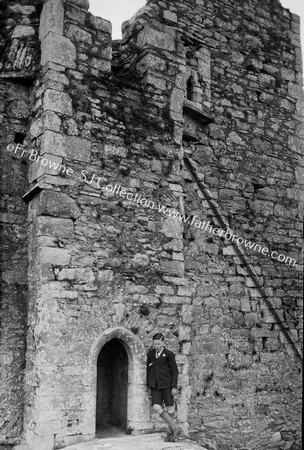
[151,388,173,407]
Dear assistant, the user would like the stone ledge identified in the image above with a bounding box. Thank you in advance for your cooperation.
[183,100,214,125]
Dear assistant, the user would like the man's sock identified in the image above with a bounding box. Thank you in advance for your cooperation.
[160,410,177,432]
[167,412,175,435]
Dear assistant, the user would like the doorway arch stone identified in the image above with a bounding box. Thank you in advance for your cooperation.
[89,327,152,434]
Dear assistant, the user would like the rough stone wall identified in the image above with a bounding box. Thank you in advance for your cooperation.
[106,2,303,448]
[0,79,32,444]
[0,1,42,443]
[0,0,302,449]
[22,2,188,448]
[147,1,303,449]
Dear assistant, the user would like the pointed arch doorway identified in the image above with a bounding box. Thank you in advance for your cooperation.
[96,338,128,433]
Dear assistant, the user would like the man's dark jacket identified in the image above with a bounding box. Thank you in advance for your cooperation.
[146,347,178,390]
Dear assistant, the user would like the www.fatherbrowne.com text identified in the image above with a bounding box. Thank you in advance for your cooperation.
[6,143,297,268]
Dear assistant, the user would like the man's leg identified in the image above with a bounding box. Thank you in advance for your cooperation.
[151,389,181,442]
[151,389,163,416]
[164,405,175,440]
[162,389,181,442]
[152,404,177,432]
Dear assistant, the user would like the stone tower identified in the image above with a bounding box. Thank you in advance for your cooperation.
[0,0,303,449]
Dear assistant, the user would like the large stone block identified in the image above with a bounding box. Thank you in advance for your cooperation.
[295,166,304,184]
[160,260,184,277]
[65,136,91,162]
[6,99,30,119]
[249,200,274,216]
[288,135,304,154]
[162,276,188,285]
[90,58,111,72]
[137,54,166,73]
[137,28,175,51]
[65,24,92,45]
[41,33,76,69]
[36,191,80,219]
[163,10,178,23]
[30,118,44,138]
[227,350,253,369]
[228,131,244,145]
[170,88,184,113]
[198,51,211,80]
[98,270,114,282]
[43,70,69,86]
[43,89,73,116]
[163,295,191,304]
[37,217,74,238]
[68,0,90,9]
[58,268,95,283]
[39,0,64,40]
[40,248,71,265]
[42,111,62,132]
[40,131,65,157]
[296,95,304,117]
[143,73,167,90]
[9,4,36,14]
[286,187,304,202]
[130,253,150,267]
[161,216,183,239]
[88,15,112,33]
[12,25,35,38]
[104,144,127,158]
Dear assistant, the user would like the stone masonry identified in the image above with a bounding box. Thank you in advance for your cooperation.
[0,0,303,450]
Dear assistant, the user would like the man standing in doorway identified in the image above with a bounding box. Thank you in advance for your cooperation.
[146,333,182,442]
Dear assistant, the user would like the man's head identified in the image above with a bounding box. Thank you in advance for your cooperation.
[153,332,164,352]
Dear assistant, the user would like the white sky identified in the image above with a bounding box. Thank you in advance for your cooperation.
[89,0,146,38]
[89,0,303,68]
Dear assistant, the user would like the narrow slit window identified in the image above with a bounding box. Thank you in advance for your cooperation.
[187,76,195,101]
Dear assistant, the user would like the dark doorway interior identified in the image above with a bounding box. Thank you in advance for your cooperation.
[96,339,128,434]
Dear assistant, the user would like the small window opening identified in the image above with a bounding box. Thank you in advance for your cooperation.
[14,132,26,144]
[187,76,195,101]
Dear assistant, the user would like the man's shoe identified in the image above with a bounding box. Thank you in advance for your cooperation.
[164,431,173,442]
[170,426,182,442]
[160,411,181,442]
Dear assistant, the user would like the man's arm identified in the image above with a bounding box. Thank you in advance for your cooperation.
[167,350,178,388]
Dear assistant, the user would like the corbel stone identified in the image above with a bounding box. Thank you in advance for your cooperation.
[29,154,64,182]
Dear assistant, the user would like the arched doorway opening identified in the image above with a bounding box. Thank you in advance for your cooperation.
[96,338,128,433]
[90,327,152,438]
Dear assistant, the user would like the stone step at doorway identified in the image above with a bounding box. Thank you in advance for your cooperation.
[64,433,208,450]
